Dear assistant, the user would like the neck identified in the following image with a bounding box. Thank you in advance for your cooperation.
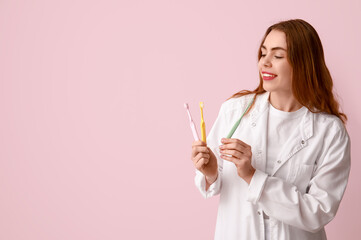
[269,92,303,112]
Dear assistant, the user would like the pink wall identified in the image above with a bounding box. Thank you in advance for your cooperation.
[0,0,360,239]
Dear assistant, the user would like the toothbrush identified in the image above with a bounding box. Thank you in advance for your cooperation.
[226,98,254,138]
[199,102,206,144]
[184,103,200,141]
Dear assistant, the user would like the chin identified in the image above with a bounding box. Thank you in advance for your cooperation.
[262,82,276,92]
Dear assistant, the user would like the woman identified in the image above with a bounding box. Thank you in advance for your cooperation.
[191,19,351,240]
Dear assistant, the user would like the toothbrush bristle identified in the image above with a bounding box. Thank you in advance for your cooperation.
[200,102,204,108]
[184,103,189,109]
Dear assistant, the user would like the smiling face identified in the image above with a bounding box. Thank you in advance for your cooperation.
[258,30,293,95]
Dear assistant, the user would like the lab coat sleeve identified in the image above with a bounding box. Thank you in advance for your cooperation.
[194,102,227,199]
[247,119,351,233]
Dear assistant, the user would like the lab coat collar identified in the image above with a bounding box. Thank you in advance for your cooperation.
[250,92,314,176]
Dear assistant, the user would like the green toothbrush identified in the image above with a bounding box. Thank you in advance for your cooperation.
[226,98,254,138]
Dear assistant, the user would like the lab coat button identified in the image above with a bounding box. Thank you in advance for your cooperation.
[252,122,256,127]
[301,140,305,145]
[277,160,281,164]
[257,211,261,215]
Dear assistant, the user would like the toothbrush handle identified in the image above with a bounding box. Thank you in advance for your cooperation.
[226,98,254,138]
[185,106,200,141]
[191,121,200,141]
[201,121,206,143]
[226,118,241,138]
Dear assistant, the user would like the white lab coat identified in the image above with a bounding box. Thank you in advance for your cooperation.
[195,92,351,240]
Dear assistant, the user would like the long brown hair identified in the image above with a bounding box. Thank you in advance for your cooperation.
[228,19,347,124]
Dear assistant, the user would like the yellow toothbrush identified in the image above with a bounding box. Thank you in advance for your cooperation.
[199,102,206,143]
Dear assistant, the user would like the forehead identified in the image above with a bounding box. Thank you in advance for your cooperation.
[262,30,287,50]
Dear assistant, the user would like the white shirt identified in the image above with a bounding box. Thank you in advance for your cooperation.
[194,92,351,240]
[266,104,307,174]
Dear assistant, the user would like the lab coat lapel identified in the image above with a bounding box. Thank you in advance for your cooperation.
[250,92,270,173]
[270,109,314,176]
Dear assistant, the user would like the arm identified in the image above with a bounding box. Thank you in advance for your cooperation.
[194,103,227,198]
[247,121,351,232]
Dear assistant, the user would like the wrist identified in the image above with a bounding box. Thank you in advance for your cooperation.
[244,168,256,185]
[206,172,218,185]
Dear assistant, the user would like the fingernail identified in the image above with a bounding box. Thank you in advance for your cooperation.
[221,138,225,143]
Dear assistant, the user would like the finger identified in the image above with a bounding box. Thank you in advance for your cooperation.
[192,141,207,147]
[195,157,209,170]
[219,154,238,164]
[193,152,210,164]
[191,146,209,158]
[192,146,209,153]
[197,152,210,162]
[219,149,242,159]
[221,138,249,149]
[220,154,249,168]
[220,142,248,153]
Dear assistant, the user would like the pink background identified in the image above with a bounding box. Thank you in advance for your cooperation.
[0,0,360,239]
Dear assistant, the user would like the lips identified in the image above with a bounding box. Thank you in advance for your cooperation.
[261,71,277,81]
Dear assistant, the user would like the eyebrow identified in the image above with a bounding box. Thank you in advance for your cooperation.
[261,45,287,51]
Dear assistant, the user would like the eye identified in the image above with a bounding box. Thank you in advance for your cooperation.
[275,56,283,59]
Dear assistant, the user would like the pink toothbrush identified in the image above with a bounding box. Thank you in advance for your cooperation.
[184,103,200,141]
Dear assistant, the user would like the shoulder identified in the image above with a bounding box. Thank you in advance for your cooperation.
[313,112,345,131]
[220,92,266,114]
[312,111,349,140]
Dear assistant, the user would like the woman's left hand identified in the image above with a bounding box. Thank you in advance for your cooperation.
[219,138,255,184]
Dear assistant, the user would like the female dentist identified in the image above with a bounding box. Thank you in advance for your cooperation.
[191,19,351,240]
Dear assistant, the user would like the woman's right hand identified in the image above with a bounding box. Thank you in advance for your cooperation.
[191,141,218,184]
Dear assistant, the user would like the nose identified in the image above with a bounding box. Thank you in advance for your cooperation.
[261,54,272,67]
